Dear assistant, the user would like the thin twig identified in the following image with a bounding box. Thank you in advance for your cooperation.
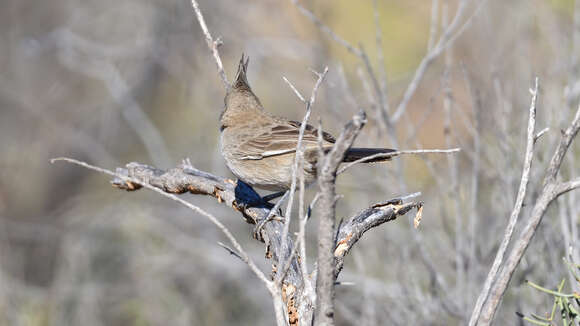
[315,111,367,325]
[468,78,540,326]
[217,241,243,261]
[190,0,230,90]
[282,77,306,102]
[397,192,422,201]
[469,78,541,325]
[534,127,550,143]
[279,67,329,284]
[50,157,272,287]
[556,177,580,196]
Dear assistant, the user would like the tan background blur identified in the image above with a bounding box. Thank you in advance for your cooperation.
[1,0,579,325]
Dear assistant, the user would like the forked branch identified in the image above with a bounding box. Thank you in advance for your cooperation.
[51,156,422,326]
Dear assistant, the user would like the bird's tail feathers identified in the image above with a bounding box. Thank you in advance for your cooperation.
[343,148,396,163]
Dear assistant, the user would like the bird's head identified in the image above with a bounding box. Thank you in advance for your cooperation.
[220,54,264,130]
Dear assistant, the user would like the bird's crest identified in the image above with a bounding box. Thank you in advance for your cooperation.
[233,53,251,91]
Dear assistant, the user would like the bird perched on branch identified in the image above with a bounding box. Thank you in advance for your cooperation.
[219,54,395,193]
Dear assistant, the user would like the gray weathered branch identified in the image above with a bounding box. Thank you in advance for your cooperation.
[52,156,420,326]
[474,92,580,325]
[315,110,366,326]
[190,0,230,90]
[468,77,539,326]
[334,200,423,278]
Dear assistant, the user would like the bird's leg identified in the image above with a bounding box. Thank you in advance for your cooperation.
[253,192,287,242]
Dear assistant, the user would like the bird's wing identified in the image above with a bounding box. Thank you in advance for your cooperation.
[238,120,335,160]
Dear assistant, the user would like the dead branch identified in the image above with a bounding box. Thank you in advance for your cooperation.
[51,156,420,326]
[279,67,329,289]
[190,0,229,90]
[334,200,424,278]
[473,87,580,325]
[50,158,273,286]
[315,110,367,326]
[278,69,330,324]
[468,77,539,326]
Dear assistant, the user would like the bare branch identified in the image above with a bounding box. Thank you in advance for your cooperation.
[398,191,422,201]
[334,200,424,278]
[282,77,306,102]
[468,77,539,326]
[279,67,329,285]
[50,152,422,325]
[315,110,367,326]
[534,127,550,143]
[556,177,580,197]
[476,85,580,325]
[217,241,243,261]
[190,0,230,90]
[544,105,580,184]
[50,157,271,287]
[52,157,298,325]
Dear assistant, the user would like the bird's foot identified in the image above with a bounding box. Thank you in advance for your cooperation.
[253,196,285,242]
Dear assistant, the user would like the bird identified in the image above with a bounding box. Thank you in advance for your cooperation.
[219,54,395,194]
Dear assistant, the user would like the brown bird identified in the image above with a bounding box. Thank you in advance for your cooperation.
[220,55,395,193]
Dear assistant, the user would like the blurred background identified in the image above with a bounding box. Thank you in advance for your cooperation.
[1,0,579,325]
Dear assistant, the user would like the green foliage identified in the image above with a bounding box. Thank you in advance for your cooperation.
[519,260,580,326]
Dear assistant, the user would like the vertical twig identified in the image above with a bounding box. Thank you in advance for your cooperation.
[315,111,367,326]
[188,1,289,324]
[190,0,230,90]
[279,68,329,283]
[469,78,539,326]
